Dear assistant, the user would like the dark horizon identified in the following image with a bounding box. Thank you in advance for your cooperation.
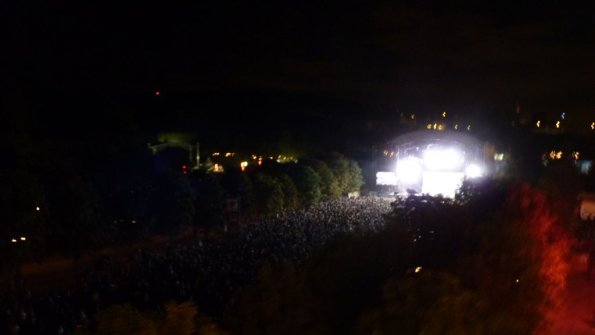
[3,1,595,131]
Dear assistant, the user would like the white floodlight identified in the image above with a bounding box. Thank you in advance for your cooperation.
[376,171,398,186]
[396,157,422,183]
[423,148,463,171]
[465,164,483,179]
[422,171,464,198]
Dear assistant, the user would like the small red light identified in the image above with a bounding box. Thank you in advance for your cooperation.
[155,90,161,96]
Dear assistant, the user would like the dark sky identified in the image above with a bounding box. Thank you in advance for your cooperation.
[3,1,594,129]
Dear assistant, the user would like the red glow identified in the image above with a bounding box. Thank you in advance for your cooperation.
[512,185,573,331]
[154,90,161,96]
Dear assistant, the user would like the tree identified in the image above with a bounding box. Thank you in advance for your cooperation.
[536,160,584,230]
[93,302,218,335]
[148,172,195,235]
[296,166,322,207]
[221,171,255,216]
[310,160,341,199]
[160,302,198,335]
[358,271,488,335]
[326,152,351,194]
[229,263,327,335]
[46,175,109,254]
[497,185,572,331]
[253,174,285,214]
[278,174,299,210]
[193,173,225,230]
[382,182,572,333]
[95,304,158,335]
[456,185,571,332]
[237,173,255,215]
[347,159,364,193]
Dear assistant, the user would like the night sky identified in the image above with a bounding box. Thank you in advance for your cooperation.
[2,1,594,134]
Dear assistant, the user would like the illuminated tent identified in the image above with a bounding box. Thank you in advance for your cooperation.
[386,130,491,197]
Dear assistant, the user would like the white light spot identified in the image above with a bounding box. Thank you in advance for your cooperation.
[396,157,422,183]
[421,171,464,198]
[465,164,483,179]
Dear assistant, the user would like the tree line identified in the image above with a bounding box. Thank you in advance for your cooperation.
[0,125,365,268]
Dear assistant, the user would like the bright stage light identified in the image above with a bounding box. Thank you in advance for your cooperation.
[376,171,398,186]
[421,171,464,198]
[423,148,463,170]
[465,164,483,179]
[396,157,422,183]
